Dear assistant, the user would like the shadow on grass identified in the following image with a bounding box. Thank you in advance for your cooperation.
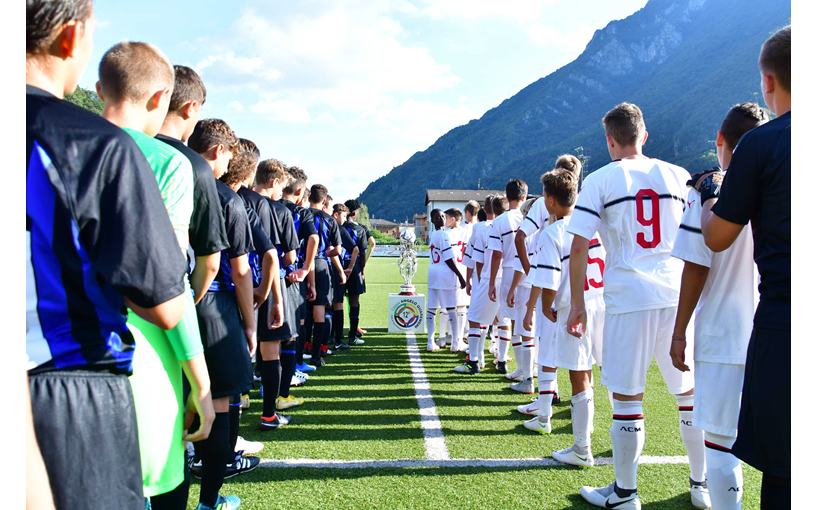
[563,491,692,509]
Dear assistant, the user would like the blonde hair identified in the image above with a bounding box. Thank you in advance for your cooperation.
[520,198,536,218]
[98,41,174,103]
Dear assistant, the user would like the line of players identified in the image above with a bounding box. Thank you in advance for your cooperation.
[424,96,778,509]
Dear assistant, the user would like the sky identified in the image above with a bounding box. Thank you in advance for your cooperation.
[80,0,649,203]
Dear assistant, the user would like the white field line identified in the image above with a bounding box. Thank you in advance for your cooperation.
[258,456,690,470]
[405,331,450,460]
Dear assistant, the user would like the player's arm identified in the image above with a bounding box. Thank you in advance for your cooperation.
[230,254,256,357]
[507,270,523,307]
[701,199,744,253]
[190,252,221,305]
[514,230,531,274]
[304,234,318,273]
[489,250,502,301]
[346,247,359,277]
[180,353,215,442]
[444,258,466,289]
[566,235,590,338]
[669,261,709,372]
[524,286,540,332]
[366,235,376,263]
[331,252,346,284]
[27,373,56,510]
[254,249,279,310]
[465,267,474,295]
[124,294,186,331]
[283,249,297,269]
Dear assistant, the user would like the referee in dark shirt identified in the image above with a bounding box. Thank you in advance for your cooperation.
[701,25,790,508]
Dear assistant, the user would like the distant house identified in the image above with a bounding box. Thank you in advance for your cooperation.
[414,213,428,242]
[369,218,401,237]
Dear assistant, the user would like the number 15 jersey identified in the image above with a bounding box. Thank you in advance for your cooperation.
[566,158,689,314]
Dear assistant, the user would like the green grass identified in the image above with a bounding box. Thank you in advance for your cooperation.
[186,258,762,509]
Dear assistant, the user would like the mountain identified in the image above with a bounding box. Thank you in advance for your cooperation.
[358,0,790,221]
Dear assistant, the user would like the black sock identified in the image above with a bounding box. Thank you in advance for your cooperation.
[324,307,334,349]
[311,321,325,359]
[228,395,241,455]
[261,359,281,418]
[296,323,306,364]
[255,347,264,377]
[334,309,345,345]
[149,472,189,510]
[199,412,230,508]
[349,305,360,341]
[279,339,297,398]
[304,310,314,348]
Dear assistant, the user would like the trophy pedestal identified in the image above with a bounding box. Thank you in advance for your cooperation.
[388,293,426,334]
[399,284,416,296]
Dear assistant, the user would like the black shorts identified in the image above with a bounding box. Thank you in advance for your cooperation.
[345,262,366,296]
[310,258,332,306]
[732,326,791,477]
[332,264,346,303]
[30,370,144,510]
[196,291,253,399]
[296,280,307,324]
[261,278,299,341]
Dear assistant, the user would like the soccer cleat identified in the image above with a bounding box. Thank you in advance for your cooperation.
[334,342,350,350]
[313,357,326,368]
[240,394,250,409]
[580,482,641,509]
[438,336,447,349]
[303,353,312,360]
[553,393,561,406]
[290,375,304,387]
[276,394,305,410]
[357,326,367,336]
[552,445,594,468]
[321,345,333,357]
[523,416,552,434]
[188,456,203,479]
[689,479,711,509]
[295,369,309,381]
[496,361,508,374]
[234,436,264,455]
[509,377,534,394]
[516,399,539,415]
[427,339,437,352]
[505,368,524,382]
[253,373,262,384]
[454,361,479,374]
[349,337,365,346]
[296,362,316,373]
[451,341,469,353]
[305,342,312,351]
[195,494,242,510]
[258,413,292,431]
[224,454,260,479]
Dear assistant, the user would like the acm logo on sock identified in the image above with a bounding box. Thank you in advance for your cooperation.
[620,426,642,432]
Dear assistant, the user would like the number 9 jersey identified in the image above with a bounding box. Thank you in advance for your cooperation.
[566,158,689,314]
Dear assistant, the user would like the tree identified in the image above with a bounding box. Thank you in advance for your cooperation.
[357,203,372,230]
[64,86,104,115]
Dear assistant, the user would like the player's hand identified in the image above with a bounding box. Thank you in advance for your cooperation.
[306,282,316,301]
[466,281,472,296]
[252,287,267,310]
[687,167,722,190]
[183,388,215,442]
[523,311,534,332]
[545,308,557,323]
[488,282,497,302]
[506,293,515,308]
[340,271,347,285]
[244,327,257,358]
[670,338,690,372]
[566,306,586,338]
[698,172,725,204]
[344,268,352,278]
[458,276,466,289]
[290,268,308,283]
[269,301,283,330]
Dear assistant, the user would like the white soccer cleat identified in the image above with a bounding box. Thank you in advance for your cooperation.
[516,399,540,415]
[451,341,469,353]
[552,445,594,468]
[235,436,264,455]
[509,377,534,394]
[580,482,641,509]
[523,416,552,434]
[689,480,712,509]
[427,339,437,352]
[505,368,524,381]
[438,335,448,349]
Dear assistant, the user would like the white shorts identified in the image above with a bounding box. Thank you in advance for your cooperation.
[512,286,534,337]
[537,310,558,368]
[555,295,604,371]
[428,288,456,311]
[693,361,744,438]
[498,273,516,323]
[456,286,470,307]
[601,307,695,396]
[467,277,501,326]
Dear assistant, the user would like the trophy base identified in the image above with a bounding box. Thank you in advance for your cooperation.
[399,284,417,296]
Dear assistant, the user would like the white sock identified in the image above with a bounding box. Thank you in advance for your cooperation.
[439,309,448,338]
[538,370,557,422]
[497,328,511,361]
[511,335,522,370]
[677,395,706,483]
[458,308,467,344]
[468,327,481,363]
[571,388,594,449]
[520,337,535,379]
[611,399,645,491]
[426,310,437,344]
[447,308,459,350]
[478,327,488,366]
[705,432,742,510]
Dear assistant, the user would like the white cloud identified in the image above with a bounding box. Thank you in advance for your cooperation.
[419,0,559,24]
[228,100,244,112]
[250,99,311,124]
[96,19,111,29]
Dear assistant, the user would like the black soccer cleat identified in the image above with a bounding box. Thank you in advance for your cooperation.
[496,361,508,374]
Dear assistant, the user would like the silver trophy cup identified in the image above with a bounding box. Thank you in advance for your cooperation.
[397,230,418,295]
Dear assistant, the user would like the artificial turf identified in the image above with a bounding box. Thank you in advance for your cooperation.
[187,257,762,509]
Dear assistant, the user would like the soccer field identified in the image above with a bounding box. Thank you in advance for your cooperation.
[188,257,762,509]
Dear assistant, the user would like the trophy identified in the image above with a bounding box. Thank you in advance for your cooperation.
[397,229,418,295]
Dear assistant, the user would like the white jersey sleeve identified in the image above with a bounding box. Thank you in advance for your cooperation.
[428,229,456,289]
[529,226,562,293]
[670,190,712,268]
[519,197,549,236]
[565,174,604,242]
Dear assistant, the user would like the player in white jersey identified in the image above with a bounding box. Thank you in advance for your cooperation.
[670,103,767,510]
[566,103,707,510]
[523,169,608,467]
[445,208,471,353]
[488,180,528,375]
[462,200,480,239]
[456,197,507,373]
[426,209,466,352]
[505,198,538,392]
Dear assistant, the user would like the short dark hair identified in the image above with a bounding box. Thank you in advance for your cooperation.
[483,195,494,216]
[188,118,238,155]
[477,209,487,222]
[444,208,463,222]
[759,25,790,92]
[98,41,175,103]
[720,102,769,150]
[168,65,206,116]
[464,200,480,217]
[241,138,260,159]
[492,195,509,214]
[255,159,289,187]
[345,199,361,213]
[309,184,328,204]
[27,0,94,55]
[326,195,333,204]
[602,102,646,147]
[333,203,349,215]
[541,169,578,208]
[221,140,257,187]
[283,166,307,195]
[505,179,528,202]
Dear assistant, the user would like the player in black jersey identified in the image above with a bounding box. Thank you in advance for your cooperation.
[343,200,370,346]
[332,204,361,349]
[307,184,345,366]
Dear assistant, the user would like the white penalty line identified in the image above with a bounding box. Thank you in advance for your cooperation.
[405,331,450,460]
[258,456,691,470]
